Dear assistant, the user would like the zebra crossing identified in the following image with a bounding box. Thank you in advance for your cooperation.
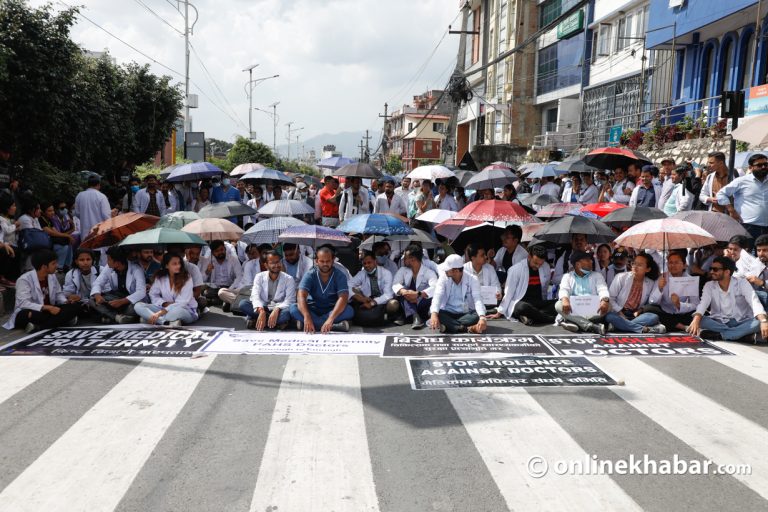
[1,343,768,511]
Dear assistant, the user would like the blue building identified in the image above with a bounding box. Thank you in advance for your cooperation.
[647,0,763,118]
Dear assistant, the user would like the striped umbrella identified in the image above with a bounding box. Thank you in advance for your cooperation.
[670,210,750,242]
[166,162,223,182]
[277,225,352,248]
[241,217,307,245]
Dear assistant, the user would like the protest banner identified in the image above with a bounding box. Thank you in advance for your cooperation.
[407,356,617,390]
[541,334,734,357]
[382,334,557,358]
[202,331,386,355]
[569,295,602,317]
[0,326,221,357]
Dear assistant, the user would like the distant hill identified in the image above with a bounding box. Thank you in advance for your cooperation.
[277,130,382,160]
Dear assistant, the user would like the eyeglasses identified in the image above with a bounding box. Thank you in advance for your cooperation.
[753,162,768,169]
[709,267,724,272]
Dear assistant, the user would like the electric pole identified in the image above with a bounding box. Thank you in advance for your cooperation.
[285,122,293,160]
[378,103,390,158]
[243,64,259,140]
[270,101,279,155]
[443,2,472,165]
[358,139,365,161]
[286,123,304,161]
[363,130,372,163]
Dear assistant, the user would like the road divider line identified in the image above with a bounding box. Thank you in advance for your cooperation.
[0,358,68,405]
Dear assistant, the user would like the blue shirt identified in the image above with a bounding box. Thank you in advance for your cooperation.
[444,279,467,314]
[717,173,768,226]
[635,185,656,208]
[298,267,349,314]
[210,185,241,204]
[284,259,299,280]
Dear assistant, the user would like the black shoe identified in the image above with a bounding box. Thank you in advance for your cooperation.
[699,329,722,341]
[411,313,425,330]
[518,315,533,326]
[332,320,349,332]
[222,302,231,313]
[245,318,256,329]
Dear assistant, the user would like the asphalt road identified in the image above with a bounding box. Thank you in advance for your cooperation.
[1,308,767,512]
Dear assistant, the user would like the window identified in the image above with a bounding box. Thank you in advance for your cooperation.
[407,122,413,132]
[721,40,734,92]
[537,34,585,95]
[537,44,558,95]
[538,0,579,28]
[497,61,506,98]
[740,33,756,89]
[432,122,445,133]
[616,13,633,51]
[423,140,433,153]
[471,8,481,65]
[597,24,612,56]
[546,107,558,132]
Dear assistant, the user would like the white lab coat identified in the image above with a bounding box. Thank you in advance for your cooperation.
[498,259,551,320]
[608,272,656,312]
[696,277,765,323]
[349,266,394,305]
[149,276,198,317]
[4,270,67,329]
[430,272,486,316]
[372,193,407,215]
[338,187,371,221]
[63,266,99,302]
[132,188,170,216]
[234,258,262,289]
[558,271,610,301]
[74,188,111,239]
[462,262,501,295]
[648,272,699,314]
[91,262,147,304]
[250,271,297,310]
[628,183,663,208]
[392,264,437,297]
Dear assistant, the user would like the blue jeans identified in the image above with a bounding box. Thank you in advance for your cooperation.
[238,299,291,325]
[53,243,72,268]
[288,303,354,327]
[605,311,661,333]
[756,290,768,310]
[699,316,760,340]
[134,302,197,325]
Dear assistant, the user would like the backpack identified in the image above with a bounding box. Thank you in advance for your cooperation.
[18,228,52,252]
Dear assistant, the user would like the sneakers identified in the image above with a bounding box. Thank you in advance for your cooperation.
[295,320,304,331]
[168,320,182,328]
[332,320,349,332]
[588,323,606,335]
[114,314,135,324]
[605,323,615,333]
[439,324,447,333]
[518,315,533,326]
[645,324,667,334]
[245,318,256,330]
[699,329,721,340]
[411,313,425,330]
[561,321,579,333]
[24,322,36,334]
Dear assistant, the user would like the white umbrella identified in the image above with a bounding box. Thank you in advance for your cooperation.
[614,218,715,251]
[407,164,456,182]
[416,209,457,224]
[181,218,244,242]
[231,163,266,178]
[732,114,768,146]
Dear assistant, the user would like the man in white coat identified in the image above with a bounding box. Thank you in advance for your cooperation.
[131,175,168,217]
[241,250,296,330]
[495,245,555,325]
[74,175,111,246]
[428,254,487,334]
[349,251,393,326]
[4,249,80,332]
[661,166,694,215]
[338,177,371,222]
[556,251,610,334]
[373,179,407,216]
[389,244,437,329]
[90,246,147,323]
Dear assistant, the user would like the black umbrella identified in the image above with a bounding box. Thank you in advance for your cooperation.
[465,168,518,190]
[198,201,258,219]
[555,159,598,174]
[601,206,668,229]
[335,162,383,179]
[519,193,560,207]
[534,215,616,245]
[451,224,505,255]
[583,147,652,170]
[446,170,476,188]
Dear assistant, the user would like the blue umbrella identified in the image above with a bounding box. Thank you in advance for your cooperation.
[165,162,223,182]
[317,156,355,169]
[240,167,293,185]
[337,213,414,236]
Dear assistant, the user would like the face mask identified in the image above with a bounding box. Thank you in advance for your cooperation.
[366,267,377,275]
[376,255,389,265]
[57,208,68,216]
[130,185,140,193]
[212,181,221,188]
[221,178,230,187]
[579,269,591,277]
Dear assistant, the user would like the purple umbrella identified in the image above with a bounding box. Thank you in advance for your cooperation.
[277,225,351,248]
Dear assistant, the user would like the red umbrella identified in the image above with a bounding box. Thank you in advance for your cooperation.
[580,202,627,218]
[536,202,581,219]
[80,212,160,249]
[583,147,652,170]
[454,199,534,223]
[435,218,484,240]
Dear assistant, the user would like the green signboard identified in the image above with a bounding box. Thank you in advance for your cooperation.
[557,10,584,40]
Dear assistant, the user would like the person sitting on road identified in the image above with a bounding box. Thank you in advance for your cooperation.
[556,250,610,334]
[687,256,768,342]
[63,248,99,317]
[241,250,296,331]
[372,241,399,276]
[462,244,501,309]
[646,250,700,332]
[204,240,242,306]
[218,243,261,313]
[282,242,313,284]
[746,235,768,309]
[3,249,81,332]
[348,251,393,326]
[604,253,666,334]
[90,246,146,324]
[727,235,761,279]
[488,225,527,282]
[552,233,590,286]
[495,244,555,325]
[388,244,437,330]
[289,246,354,333]
[428,254,487,334]
[134,252,198,327]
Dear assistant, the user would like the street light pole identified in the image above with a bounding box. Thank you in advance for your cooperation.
[270,101,280,155]
[242,63,259,140]
[285,121,293,160]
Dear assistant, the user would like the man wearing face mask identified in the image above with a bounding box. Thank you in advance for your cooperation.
[388,244,437,329]
[282,243,313,283]
[132,175,168,217]
[556,251,610,334]
[348,251,393,326]
[210,176,241,204]
[338,177,371,222]
[717,153,768,241]
[203,240,243,304]
[372,241,398,276]
[121,176,142,213]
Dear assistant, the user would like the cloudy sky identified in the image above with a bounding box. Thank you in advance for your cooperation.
[31,0,460,147]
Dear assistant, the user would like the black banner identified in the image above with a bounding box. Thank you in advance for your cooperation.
[541,334,734,357]
[0,327,220,357]
[382,334,557,358]
[407,356,617,390]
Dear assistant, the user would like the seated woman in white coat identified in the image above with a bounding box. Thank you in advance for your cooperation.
[135,253,198,327]
[604,253,666,334]
[494,244,556,325]
[462,244,501,308]
[4,249,80,332]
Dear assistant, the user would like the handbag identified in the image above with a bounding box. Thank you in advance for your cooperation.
[18,228,52,252]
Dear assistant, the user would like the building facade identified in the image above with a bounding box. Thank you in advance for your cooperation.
[387,90,451,172]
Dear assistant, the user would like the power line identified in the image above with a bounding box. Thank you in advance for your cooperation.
[132,0,184,36]
[188,42,248,130]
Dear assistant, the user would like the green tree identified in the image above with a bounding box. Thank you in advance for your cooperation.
[384,154,403,174]
[226,137,276,169]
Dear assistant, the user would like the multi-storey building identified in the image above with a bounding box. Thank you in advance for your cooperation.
[387,90,451,172]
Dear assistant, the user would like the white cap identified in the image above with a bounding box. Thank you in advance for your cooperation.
[443,254,464,270]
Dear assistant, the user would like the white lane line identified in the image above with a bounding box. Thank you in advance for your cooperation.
[710,342,768,387]
[249,355,379,512]
[0,357,68,405]
[0,355,216,512]
[447,388,642,511]
[601,358,768,499]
